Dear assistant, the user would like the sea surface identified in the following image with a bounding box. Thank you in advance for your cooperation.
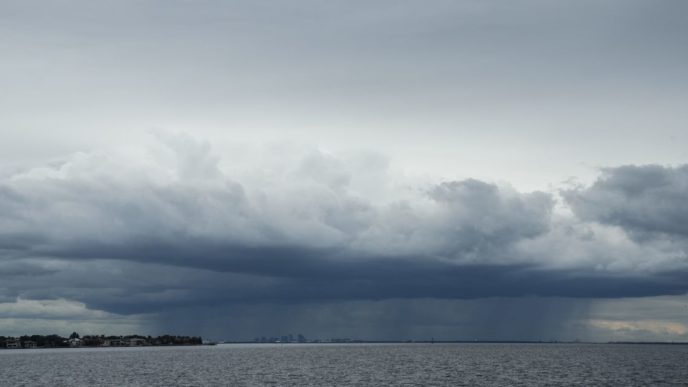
[1,343,687,386]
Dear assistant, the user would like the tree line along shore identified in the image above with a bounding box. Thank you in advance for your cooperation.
[1,332,203,349]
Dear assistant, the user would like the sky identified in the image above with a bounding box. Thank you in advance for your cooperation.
[1,0,687,341]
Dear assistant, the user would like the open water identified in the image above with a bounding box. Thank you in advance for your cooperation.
[0,343,686,386]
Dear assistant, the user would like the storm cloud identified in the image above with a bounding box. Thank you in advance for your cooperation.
[1,134,687,327]
[565,165,688,240]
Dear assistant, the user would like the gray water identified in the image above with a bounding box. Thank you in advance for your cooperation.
[1,343,686,386]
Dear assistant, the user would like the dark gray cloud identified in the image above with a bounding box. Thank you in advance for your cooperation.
[565,165,688,240]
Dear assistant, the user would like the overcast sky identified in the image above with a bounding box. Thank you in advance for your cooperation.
[1,0,687,341]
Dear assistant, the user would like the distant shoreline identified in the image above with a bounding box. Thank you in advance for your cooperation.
[216,340,688,345]
[1,334,205,349]
[5,336,687,350]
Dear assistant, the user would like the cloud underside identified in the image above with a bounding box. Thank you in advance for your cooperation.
[1,134,688,316]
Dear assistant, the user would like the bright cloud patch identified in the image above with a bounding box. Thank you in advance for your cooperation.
[588,319,688,336]
[0,298,147,336]
[0,298,114,319]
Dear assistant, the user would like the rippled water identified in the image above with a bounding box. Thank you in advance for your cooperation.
[1,343,687,386]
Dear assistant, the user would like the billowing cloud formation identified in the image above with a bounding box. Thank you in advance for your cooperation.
[1,141,551,268]
[565,165,688,240]
[562,165,688,274]
[1,133,553,269]
[1,133,688,325]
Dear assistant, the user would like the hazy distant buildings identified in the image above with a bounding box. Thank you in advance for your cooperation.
[253,333,308,343]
